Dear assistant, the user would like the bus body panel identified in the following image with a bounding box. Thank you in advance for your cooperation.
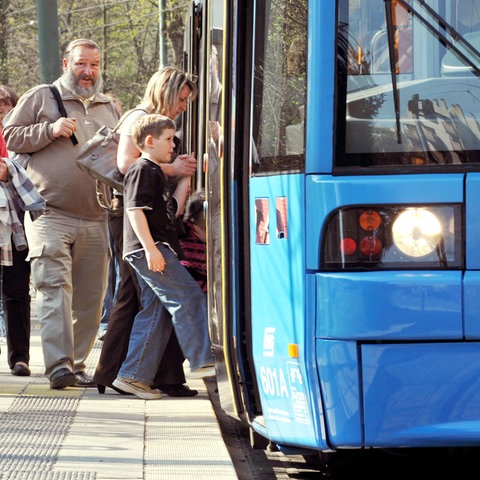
[315,339,363,447]
[317,341,480,447]
[361,343,480,447]
[466,174,480,269]
[465,272,480,338]
[316,271,462,340]
[306,0,335,174]
[249,174,323,448]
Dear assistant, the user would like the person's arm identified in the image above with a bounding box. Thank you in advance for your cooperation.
[126,208,167,272]
[0,158,8,182]
[0,133,8,182]
[3,86,77,153]
[117,123,197,177]
[117,133,141,174]
[172,176,191,217]
[0,132,8,158]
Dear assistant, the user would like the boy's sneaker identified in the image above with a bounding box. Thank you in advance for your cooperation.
[189,364,216,379]
[112,377,162,400]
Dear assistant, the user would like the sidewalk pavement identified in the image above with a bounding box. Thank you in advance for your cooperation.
[0,323,238,479]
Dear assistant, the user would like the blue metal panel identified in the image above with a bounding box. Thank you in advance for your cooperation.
[316,339,363,447]
[362,343,480,447]
[249,174,323,447]
[305,174,464,270]
[306,0,335,174]
[316,271,463,340]
[466,174,480,269]
[464,271,480,338]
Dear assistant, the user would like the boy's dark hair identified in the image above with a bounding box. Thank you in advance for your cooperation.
[131,113,175,149]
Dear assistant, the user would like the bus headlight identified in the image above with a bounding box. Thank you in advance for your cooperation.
[392,208,441,257]
[321,204,463,270]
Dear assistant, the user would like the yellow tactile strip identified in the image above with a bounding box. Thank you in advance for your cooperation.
[0,370,86,398]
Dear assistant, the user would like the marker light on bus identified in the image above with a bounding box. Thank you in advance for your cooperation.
[321,204,463,270]
[340,237,357,255]
[359,209,382,231]
[359,235,383,256]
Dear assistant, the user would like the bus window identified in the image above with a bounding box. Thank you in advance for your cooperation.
[251,0,307,176]
[336,0,480,171]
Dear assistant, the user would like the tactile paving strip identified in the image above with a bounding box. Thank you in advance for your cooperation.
[0,474,95,480]
[0,395,94,479]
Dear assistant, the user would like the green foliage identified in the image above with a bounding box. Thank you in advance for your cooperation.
[0,0,190,110]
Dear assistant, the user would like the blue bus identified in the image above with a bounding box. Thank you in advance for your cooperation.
[184,0,480,454]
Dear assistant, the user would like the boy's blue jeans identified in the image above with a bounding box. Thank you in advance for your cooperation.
[118,243,213,384]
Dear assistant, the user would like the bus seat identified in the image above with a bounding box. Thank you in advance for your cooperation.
[371,27,412,74]
[441,31,480,76]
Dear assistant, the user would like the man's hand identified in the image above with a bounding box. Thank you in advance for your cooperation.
[51,117,77,139]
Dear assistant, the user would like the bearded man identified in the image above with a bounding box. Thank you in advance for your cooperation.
[3,39,120,389]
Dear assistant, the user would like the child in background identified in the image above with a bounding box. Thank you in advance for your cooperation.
[180,189,207,293]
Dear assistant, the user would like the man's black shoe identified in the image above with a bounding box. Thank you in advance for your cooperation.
[156,384,198,397]
[50,368,76,389]
[74,371,96,387]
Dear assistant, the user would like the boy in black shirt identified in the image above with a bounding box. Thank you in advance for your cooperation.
[113,114,214,400]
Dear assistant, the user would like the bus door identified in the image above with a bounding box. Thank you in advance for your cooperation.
[201,0,258,424]
[205,0,318,448]
[244,0,323,448]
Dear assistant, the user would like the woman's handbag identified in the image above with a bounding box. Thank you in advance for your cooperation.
[76,124,124,192]
[76,108,146,193]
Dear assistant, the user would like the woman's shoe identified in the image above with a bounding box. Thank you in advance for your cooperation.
[155,384,198,397]
[11,362,31,377]
[97,383,132,395]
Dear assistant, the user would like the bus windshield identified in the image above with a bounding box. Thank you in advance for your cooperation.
[336,0,480,170]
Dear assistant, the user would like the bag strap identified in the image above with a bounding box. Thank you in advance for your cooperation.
[112,107,148,134]
[49,85,79,145]
[96,180,123,216]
